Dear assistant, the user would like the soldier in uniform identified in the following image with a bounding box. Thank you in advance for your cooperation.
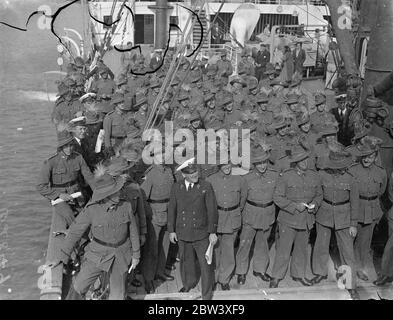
[235,149,279,285]
[310,93,338,133]
[133,97,149,130]
[37,130,95,233]
[168,159,218,300]
[206,160,247,290]
[259,63,276,90]
[141,151,175,284]
[216,51,233,86]
[255,44,270,81]
[314,126,339,170]
[270,150,322,288]
[311,150,360,300]
[50,172,140,300]
[348,142,387,281]
[103,93,132,152]
[237,51,254,76]
[91,68,116,100]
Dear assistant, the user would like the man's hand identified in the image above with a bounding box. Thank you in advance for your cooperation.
[59,193,73,202]
[307,203,317,213]
[131,258,139,267]
[349,226,358,238]
[169,232,178,244]
[140,235,146,247]
[295,203,306,212]
[209,233,218,245]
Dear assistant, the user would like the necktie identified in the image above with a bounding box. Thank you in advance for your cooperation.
[189,183,193,190]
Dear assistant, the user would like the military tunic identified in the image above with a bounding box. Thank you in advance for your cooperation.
[103,110,129,148]
[349,163,387,274]
[60,200,140,300]
[235,168,279,276]
[271,168,322,280]
[207,171,247,284]
[312,170,359,289]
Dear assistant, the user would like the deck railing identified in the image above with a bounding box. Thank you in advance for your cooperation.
[114,0,326,4]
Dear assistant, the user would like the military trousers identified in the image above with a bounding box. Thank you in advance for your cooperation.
[271,223,309,280]
[354,222,375,273]
[235,224,272,276]
[179,237,214,300]
[54,202,77,229]
[152,222,170,278]
[380,219,393,277]
[312,223,357,289]
[141,219,158,282]
[72,259,127,300]
[215,231,238,284]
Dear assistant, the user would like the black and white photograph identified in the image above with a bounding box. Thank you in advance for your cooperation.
[1,0,393,304]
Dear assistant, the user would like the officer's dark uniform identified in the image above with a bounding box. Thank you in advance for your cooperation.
[168,176,218,300]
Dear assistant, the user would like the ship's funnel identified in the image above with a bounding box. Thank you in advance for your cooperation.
[229,3,260,48]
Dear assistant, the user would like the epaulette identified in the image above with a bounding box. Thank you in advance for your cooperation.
[346,170,354,177]
[268,167,278,172]
[106,110,115,116]
[375,163,385,170]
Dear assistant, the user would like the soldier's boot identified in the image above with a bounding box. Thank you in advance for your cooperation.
[237,274,246,285]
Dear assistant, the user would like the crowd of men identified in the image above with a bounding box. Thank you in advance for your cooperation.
[36,44,393,300]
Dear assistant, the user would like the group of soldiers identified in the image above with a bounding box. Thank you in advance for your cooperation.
[37,45,393,300]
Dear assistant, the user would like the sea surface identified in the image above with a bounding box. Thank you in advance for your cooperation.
[0,0,85,300]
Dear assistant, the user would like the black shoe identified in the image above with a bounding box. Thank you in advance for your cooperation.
[311,275,328,285]
[155,274,175,282]
[145,280,155,294]
[131,278,142,287]
[357,271,369,282]
[373,275,393,286]
[292,277,313,286]
[269,278,280,288]
[179,287,190,293]
[348,289,360,300]
[237,274,246,285]
[220,283,230,291]
[253,271,272,282]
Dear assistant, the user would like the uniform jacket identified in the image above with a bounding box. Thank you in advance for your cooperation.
[206,172,247,233]
[330,106,354,147]
[141,165,174,227]
[348,163,387,224]
[274,168,323,230]
[37,151,94,201]
[316,170,359,230]
[103,110,128,147]
[292,48,306,73]
[242,168,279,230]
[60,200,140,273]
[91,78,116,97]
[255,50,270,70]
[121,181,148,235]
[167,179,218,242]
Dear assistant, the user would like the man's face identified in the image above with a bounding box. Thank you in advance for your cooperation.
[191,120,201,129]
[250,130,257,141]
[183,171,199,184]
[221,55,227,61]
[278,126,288,136]
[289,103,298,112]
[101,72,108,79]
[196,81,202,88]
[269,73,275,80]
[140,104,148,112]
[361,152,377,168]
[300,122,310,133]
[153,87,160,94]
[207,100,215,109]
[220,164,232,175]
[62,144,73,156]
[181,100,188,107]
[116,104,125,113]
[256,161,268,173]
[108,191,121,204]
[233,83,243,92]
[297,158,308,171]
[225,103,233,112]
[84,100,96,112]
[326,134,337,144]
[317,103,326,112]
[73,125,87,139]
[258,103,267,111]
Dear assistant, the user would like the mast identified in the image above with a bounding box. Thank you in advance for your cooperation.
[148,0,173,50]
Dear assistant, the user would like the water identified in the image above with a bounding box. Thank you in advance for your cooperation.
[0,0,84,299]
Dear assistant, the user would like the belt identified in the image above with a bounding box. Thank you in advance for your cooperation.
[111,136,126,139]
[323,199,350,206]
[360,195,378,201]
[92,236,128,248]
[147,198,170,204]
[52,181,78,188]
[217,204,239,212]
[246,200,274,208]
